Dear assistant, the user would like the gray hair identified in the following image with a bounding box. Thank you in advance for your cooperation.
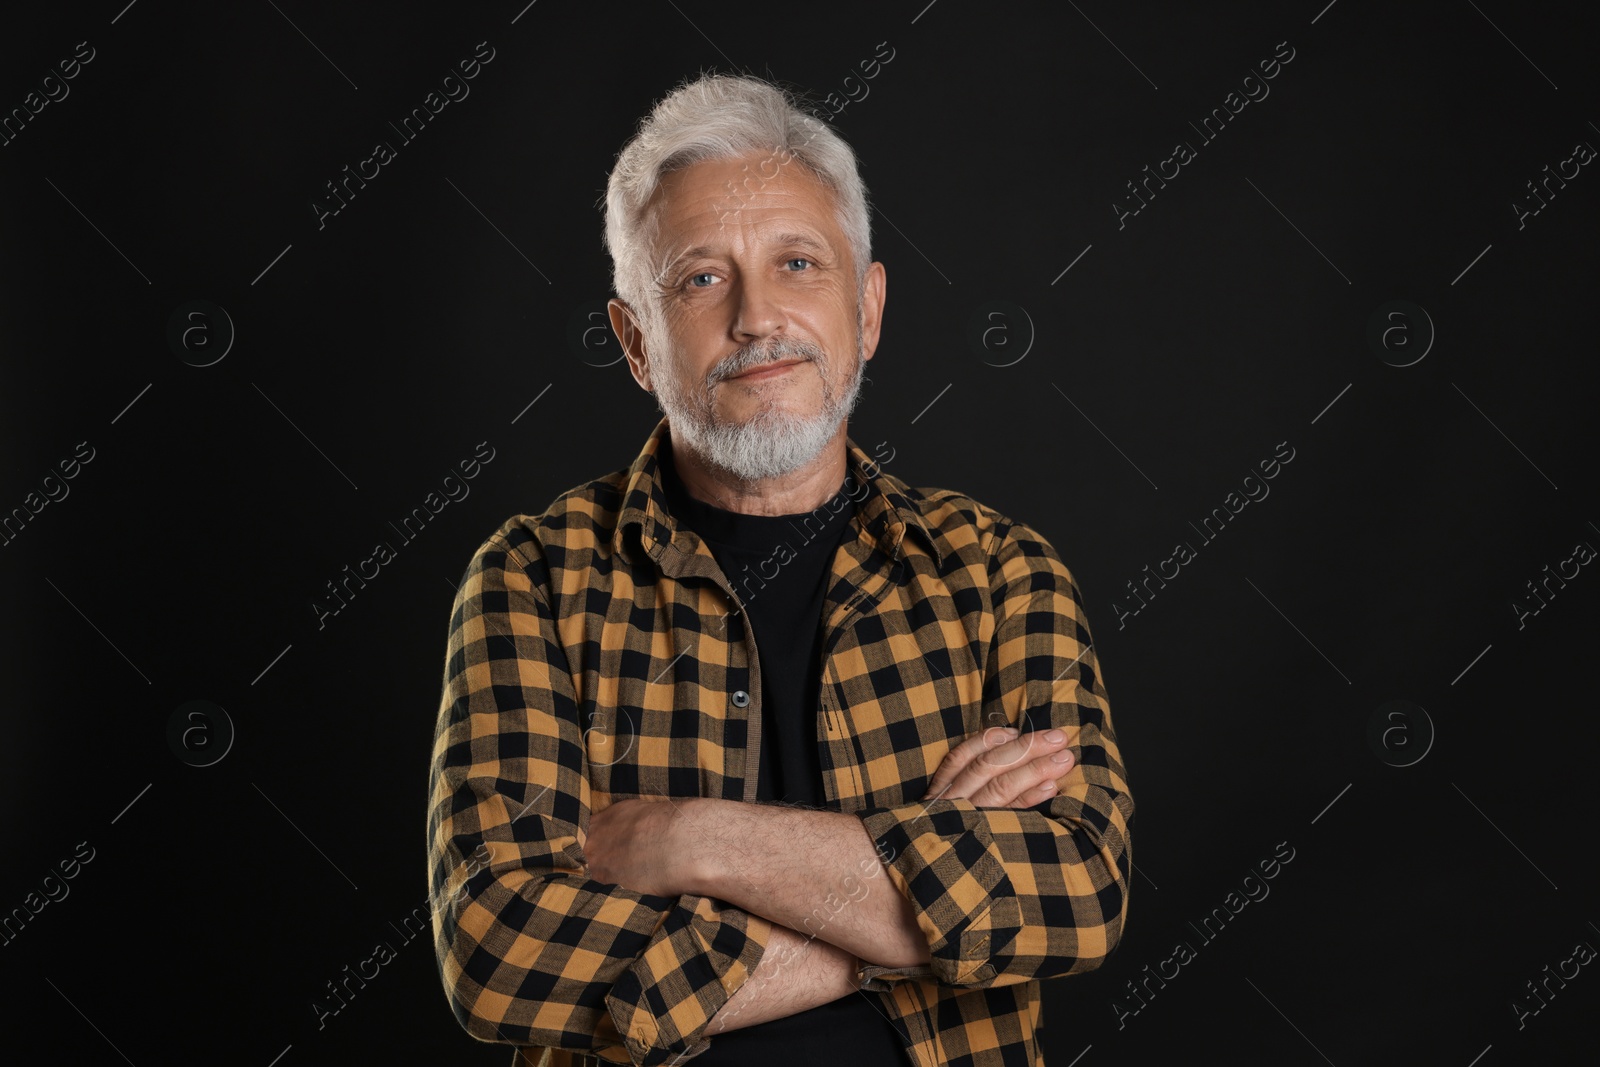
[601,73,873,330]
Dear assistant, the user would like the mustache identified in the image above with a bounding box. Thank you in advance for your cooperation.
[713,338,825,381]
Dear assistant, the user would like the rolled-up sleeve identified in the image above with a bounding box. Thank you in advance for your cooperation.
[428,527,772,1065]
[851,517,1135,991]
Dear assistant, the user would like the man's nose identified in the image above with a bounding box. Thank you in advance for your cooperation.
[730,269,789,343]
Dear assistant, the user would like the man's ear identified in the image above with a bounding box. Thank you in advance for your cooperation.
[859,261,886,365]
[608,299,653,392]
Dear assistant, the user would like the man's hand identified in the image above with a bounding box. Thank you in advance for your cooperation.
[584,796,696,897]
[920,725,1077,806]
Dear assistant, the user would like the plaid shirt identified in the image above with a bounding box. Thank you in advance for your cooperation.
[428,415,1135,1067]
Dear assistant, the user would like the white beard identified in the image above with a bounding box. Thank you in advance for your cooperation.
[649,315,866,482]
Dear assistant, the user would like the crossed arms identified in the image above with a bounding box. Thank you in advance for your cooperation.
[585,723,1083,1035]
[427,520,1135,1066]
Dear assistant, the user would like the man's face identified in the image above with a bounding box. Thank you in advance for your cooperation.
[609,149,886,482]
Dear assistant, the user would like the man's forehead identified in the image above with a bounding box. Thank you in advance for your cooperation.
[659,157,827,214]
[662,223,834,260]
[648,156,843,261]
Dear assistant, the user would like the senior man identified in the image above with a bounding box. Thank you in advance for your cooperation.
[428,73,1135,1067]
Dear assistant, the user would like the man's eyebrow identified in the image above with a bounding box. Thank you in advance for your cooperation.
[652,245,707,287]
[771,232,833,256]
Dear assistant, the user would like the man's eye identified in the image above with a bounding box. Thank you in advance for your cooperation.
[686,272,717,288]
[786,258,812,271]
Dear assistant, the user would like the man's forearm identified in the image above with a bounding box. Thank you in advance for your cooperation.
[678,798,930,970]
[706,922,859,1034]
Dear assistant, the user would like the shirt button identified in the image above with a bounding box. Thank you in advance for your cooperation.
[731,690,750,708]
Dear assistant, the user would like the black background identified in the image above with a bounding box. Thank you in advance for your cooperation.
[3,1,1597,1064]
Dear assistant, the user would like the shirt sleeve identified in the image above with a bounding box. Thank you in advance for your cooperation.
[428,527,773,1066]
[851,516,1135,991]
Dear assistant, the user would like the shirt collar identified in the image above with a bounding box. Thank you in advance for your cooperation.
[612,415,944,567]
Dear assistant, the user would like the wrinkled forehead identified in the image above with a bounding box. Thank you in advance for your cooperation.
[644,150,846,261]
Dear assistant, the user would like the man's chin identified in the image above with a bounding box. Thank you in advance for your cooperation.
[709,407,831,439]
[681,411,837,472]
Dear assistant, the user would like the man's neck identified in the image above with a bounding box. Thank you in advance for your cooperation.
[667,424,849,517]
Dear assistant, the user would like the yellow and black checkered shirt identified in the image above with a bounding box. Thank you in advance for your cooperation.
[428,415,1135,1067]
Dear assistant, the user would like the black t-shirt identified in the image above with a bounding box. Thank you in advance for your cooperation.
[659,455,913,1066]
